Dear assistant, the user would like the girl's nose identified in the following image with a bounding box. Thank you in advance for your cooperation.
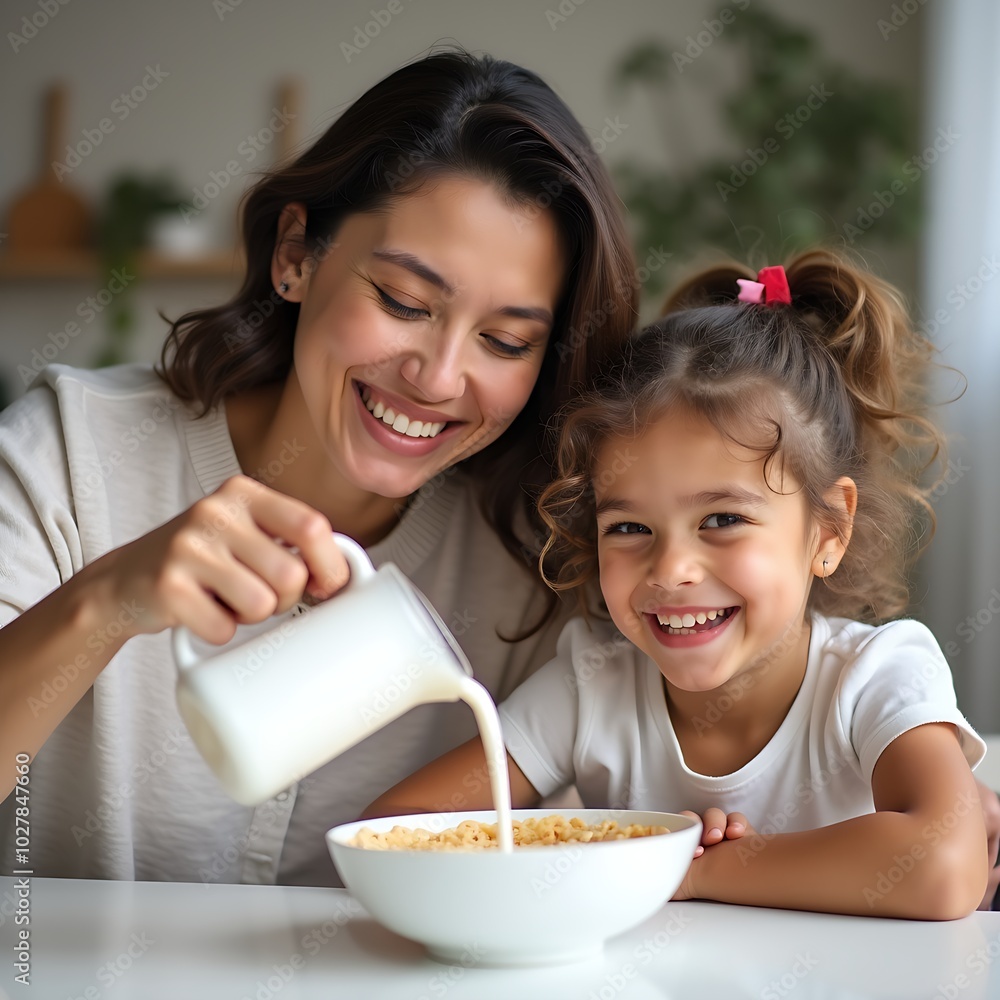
[647,535,704,592]
[398,332,467,402]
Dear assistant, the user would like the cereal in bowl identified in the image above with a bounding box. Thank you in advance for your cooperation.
[349,814,669,851]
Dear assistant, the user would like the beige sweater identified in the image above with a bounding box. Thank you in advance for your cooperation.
[0,364,573,885]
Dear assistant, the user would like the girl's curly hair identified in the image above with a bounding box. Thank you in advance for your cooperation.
[538,248,948,624]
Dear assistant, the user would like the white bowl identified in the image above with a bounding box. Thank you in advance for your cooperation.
[326,808,701,966]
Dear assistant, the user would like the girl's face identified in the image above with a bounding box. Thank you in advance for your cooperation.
[287,175,565,500]
[593,406,841,695]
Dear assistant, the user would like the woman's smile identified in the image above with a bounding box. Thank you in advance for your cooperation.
[352,379,465,458]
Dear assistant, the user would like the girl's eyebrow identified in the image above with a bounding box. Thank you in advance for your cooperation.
[371,248,554,326]
[682,488,767,508]
[594,496,636,518]
[594,487,766,518]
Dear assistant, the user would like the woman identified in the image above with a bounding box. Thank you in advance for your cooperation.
[0,50,637,885]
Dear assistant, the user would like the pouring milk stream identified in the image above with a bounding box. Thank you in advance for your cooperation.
[172,534,514,851]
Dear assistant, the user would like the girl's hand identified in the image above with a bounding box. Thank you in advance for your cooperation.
[93,474,351,647]
[976,779,1000,910]
[682,808,751,858]
[672,809,753,902]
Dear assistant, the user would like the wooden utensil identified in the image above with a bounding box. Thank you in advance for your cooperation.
[273,78,301,167]
[7,82,91,252]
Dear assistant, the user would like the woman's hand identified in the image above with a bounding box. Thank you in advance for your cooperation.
[1,474,354,799]
[673,808,753,901]
[94,474,351,646]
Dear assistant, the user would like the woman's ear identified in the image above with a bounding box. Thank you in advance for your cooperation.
[811,476,858,579]
[271,202,312,303]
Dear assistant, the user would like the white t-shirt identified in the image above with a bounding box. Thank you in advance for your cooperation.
[499,615,985,832]
[0,364,573,884]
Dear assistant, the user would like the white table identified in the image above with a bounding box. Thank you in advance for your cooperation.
[1,875,999,999]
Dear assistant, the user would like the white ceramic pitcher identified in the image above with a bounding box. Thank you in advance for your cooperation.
[172,533,478,805]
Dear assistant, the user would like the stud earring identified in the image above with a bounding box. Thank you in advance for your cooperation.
[279,281,289,294]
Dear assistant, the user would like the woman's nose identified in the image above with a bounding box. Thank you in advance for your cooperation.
[398,332,467,402]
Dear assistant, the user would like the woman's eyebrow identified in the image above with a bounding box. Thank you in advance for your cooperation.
[497,304,554,325]
[371,248,553,326]
[371,248,455,296]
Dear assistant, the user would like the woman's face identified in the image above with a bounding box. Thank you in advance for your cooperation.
[288,175,566,500]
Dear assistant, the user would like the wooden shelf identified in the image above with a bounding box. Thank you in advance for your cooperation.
[0,249,244,280]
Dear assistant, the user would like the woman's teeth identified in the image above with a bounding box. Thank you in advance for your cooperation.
[655,608,731,635]
[362,387,446,438]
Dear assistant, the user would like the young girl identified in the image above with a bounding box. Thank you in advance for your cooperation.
[366,249,990,919]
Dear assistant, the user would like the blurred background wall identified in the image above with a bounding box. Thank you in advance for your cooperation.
[1,0,997,732]
[0,0,923,387]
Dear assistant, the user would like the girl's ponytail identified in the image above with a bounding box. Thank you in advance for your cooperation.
[661,249,943,482]
[784,249,941,467]
[661,262,755,311]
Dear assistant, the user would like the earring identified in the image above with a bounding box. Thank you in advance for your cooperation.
[279,281,289,294]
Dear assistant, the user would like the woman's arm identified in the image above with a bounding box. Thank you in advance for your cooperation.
[0,475,347,801]
[677,722,989,919]
[0,554,129,795]
[362,736,542,819]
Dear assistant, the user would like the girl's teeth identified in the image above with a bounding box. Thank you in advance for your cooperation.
[655,608,730,632]
[363,388,447,439]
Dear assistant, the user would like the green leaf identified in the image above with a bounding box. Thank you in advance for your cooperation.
[612,4,920,299]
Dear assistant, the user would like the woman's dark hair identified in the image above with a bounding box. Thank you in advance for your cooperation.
[539,249,947,624]
[157,48,637,623]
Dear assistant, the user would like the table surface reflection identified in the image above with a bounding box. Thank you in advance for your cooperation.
[1,875,998,999]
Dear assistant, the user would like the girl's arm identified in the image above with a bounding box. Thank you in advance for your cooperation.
[362,737,542,819]
[677,722,989,919]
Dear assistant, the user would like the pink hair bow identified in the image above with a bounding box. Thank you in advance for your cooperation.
[736,265,791,306]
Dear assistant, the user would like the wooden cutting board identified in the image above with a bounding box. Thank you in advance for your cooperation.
[7,83,91,252]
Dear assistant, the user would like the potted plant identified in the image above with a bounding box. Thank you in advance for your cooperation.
[612,6,919,303]
[93,173,192,367]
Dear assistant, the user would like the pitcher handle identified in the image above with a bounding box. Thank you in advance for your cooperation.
[172,532,376,671]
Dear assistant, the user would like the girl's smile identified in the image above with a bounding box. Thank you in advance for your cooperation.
[645,605,741,648]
